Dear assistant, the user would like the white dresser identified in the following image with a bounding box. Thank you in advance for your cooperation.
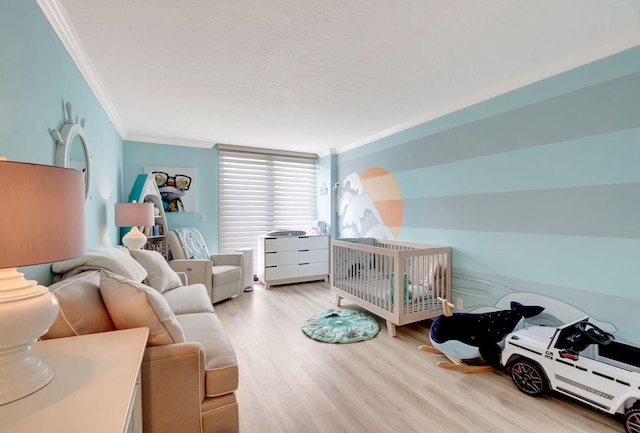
[257,234,329,289]
[0,328,148,433]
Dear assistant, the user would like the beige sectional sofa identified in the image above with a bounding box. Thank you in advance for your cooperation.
[43,246,240,433]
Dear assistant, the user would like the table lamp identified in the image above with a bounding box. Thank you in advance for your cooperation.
[0,158,85,405]
[115,201,154,249]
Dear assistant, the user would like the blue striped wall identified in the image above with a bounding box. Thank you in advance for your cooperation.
[336,46,640,343]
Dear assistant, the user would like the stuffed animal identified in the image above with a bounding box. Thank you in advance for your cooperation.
[420,298,544,372]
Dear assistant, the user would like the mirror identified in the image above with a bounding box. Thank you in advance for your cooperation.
[68,134,88,175]
[53,102,91,201]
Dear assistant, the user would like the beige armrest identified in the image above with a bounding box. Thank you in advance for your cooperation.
[170,259,213,291]
[142,343,206,433]
[209,253,244,268]
[175,271,188,286]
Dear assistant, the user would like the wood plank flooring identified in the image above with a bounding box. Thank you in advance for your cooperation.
[214,281,623,433]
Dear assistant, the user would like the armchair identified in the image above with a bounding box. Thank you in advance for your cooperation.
[167,228,244,303]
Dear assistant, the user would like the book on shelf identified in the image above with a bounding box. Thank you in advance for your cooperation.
[144,239,166,256]
[155,224,164,236]
[140,224,165,237]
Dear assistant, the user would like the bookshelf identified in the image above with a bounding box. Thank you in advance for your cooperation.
[126,173,169,259]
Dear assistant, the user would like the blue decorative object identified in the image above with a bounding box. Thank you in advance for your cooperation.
[302,309,380,343]
[421,301,544,372]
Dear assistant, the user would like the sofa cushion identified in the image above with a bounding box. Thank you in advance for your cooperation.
[43,270,116,339]
[176,313,238,397]
[52,246,147,282]
[212,265,241,287]
[100,271,185,346]
[129,249,182,293]
[163,284,214,315]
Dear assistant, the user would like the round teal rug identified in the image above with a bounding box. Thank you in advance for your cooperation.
[301,309,380,343]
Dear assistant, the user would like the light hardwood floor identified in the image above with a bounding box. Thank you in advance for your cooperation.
[214,281,623,433]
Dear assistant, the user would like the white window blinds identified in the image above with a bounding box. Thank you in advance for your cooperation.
[217,147,318,256]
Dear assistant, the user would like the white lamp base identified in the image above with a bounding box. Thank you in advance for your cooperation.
[122,226,148,250]
[0,268,59,405]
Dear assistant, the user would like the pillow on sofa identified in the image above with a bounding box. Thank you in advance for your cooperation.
[43,270,116,339]
[52,246,147,282]
[129,249,182,293]
[99,271,186,346]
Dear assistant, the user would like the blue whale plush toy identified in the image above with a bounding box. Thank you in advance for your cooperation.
[429,301,545,369]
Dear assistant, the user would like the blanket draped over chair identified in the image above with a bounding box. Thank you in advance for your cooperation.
[174,228,210,260]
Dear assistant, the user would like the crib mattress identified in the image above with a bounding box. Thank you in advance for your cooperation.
[333,277,441,314]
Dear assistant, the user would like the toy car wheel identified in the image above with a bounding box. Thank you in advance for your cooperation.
[624,407,640,433]
[508,358,548,397]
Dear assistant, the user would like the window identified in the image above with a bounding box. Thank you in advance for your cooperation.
[217,146,318,262]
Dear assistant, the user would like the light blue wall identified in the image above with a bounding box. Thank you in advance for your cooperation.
[319,152,339,239]
[0,0,123,284]
[336,46,640,343]
[122,141,220,251]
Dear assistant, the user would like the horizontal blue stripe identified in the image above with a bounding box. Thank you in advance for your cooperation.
[401,183,640,238]
[395,128,640,199]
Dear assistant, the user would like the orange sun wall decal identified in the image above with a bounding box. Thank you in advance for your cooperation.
[359,167,403,239]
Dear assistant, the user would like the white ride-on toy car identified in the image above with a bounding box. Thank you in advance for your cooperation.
[501,317,640,433]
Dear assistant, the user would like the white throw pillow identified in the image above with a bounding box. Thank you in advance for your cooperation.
[99,271,185,346]
[129,249,182,293]
[52,246,148,282]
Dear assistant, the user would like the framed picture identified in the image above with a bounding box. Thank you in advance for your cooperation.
[144,166,196,212]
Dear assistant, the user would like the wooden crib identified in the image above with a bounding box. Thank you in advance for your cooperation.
[331,238,451,336]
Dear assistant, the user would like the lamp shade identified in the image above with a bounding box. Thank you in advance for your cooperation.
[114,202,154,228]
[0,159,85,405]
[0,160,85,268]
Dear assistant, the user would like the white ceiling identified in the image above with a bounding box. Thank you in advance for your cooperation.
[42,0,640,155]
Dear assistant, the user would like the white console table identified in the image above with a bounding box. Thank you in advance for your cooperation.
[257,234,329,289]
[0,328,149,433]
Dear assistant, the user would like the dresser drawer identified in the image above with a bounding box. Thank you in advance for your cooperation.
[265,237,299,252]
[265,264,298,280]
[298,236,328,250]
[298,248,328,264]
[265,250,298,266]
[298,262,328,277]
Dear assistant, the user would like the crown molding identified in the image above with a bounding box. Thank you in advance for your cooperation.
[217,143,317,158]
[336,113,441,155]
[37,0,126,137]
[125,134,216,149]
[316,148,336,158]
